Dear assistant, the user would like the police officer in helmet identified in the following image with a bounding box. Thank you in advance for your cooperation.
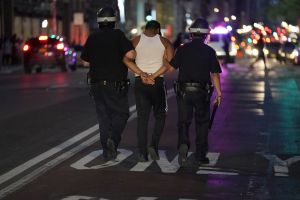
[81,6,142,161]
[165,17,222,166]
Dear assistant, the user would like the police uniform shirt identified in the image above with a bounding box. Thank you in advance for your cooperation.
[170,38,222,83]
[81,29,134,82]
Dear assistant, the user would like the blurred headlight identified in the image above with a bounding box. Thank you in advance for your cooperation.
[252,49,259,56]
[290,50,298,59]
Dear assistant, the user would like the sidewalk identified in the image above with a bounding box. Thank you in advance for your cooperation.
[0,64,23,74]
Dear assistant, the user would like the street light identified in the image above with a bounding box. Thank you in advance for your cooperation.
[42,19,48,28]
[146,15,152,21]
[214,8,219,13]
[231,15,236,21]
[224,17,230,22]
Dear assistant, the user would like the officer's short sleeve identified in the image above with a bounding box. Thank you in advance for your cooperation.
[80,36,91,62]
[119,31,134,56]
[170,48,181,69]
[210,50,222,73]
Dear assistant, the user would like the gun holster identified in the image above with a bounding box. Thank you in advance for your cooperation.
[173,81,186,98]
[115,80,130,94]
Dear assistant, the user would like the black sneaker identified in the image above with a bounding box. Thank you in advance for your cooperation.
[148,146,159,160]
[107,138,117,159]
[138,153,148,162]
[198,157,210,165]
[178,144,188,167]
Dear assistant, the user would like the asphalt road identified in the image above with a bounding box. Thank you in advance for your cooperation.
[0,59,299,200]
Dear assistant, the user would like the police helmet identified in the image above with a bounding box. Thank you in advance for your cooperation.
[189,18,210,34]
[97,6,117,23]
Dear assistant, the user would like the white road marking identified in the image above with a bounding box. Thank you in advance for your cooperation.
[0,124,98,186]
[70,149,133,170]
[61,196,95,200]
[130,160,153,172]
[0,135,99,198]
[204,152,220,166]
[156,151,192,173]
[196,170,239,176]
[0,89,174,196]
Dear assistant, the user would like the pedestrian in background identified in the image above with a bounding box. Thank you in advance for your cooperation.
[80,7,141,161]
[222,34,230,68]
[250,33,267,69]
[165,17,222,166]
[2,37,12,66]
[123,20,174,162]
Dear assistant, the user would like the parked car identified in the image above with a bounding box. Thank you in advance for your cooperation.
[265,42,281,59]
[278,42,298,64]
[292,44,300,65]
[173,27,237,63]
[22,35,77,73]
[207,27,237,63]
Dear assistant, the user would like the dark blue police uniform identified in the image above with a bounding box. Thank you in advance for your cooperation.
[170,38,221,162]
[81,28,134,159]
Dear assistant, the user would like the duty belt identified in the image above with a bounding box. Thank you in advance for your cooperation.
[174,81,213,101]
[92,80,130,87]
[179,82,209,92]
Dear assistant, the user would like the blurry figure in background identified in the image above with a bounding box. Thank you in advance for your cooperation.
[2,37,12,66]
[11,34,18,65]
[173,32,190,50]
[123,20,174,162]
[222,34,230,68]
[250,34,267,69]
[173,32,184,50]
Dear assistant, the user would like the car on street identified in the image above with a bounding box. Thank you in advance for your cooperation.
[173,27,237,63]
[292,44,300,65]
[22,35,77,73]
[278,41,298,64]
[207,26,237,63]
[265,42,281,59]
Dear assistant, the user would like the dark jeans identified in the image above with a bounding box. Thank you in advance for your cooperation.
[177,89,210,160]
[91,84,129,152]
[135,77,167,155]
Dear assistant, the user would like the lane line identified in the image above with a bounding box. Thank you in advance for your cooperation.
[0,99,143,186]
[0,88,174,198]
[0,125,98,186]
[0,135,99,198]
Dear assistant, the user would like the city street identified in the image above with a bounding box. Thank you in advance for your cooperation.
[0,58,300,200]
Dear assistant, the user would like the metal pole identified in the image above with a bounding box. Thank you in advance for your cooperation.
[52,0,57,34]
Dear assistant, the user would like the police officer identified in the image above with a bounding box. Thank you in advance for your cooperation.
[81,7,140,161]
[165,17,222,166]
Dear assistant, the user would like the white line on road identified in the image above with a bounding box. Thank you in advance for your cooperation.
[0,135,99,198]
[0,89,174,198]
[0,125,98,186]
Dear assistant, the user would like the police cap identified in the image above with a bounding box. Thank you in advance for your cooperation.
[189,18,210,34]
[97,6,117,23]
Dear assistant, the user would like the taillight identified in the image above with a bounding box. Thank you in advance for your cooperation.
[56,43,64,50]
[23,44,30,51]
[39,35,48,41]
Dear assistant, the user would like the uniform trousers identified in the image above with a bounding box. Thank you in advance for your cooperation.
[134,77,167,155]
[177,88,210,160]
[91,84,129,154]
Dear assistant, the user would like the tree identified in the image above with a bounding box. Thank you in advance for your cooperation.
[267,0,300,24]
